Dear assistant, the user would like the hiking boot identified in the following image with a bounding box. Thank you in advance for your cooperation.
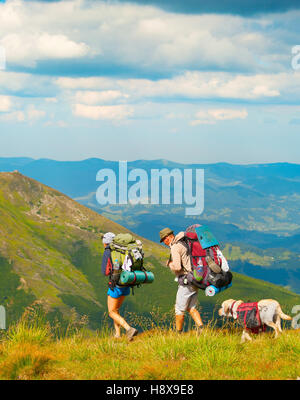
[127,327,138,341]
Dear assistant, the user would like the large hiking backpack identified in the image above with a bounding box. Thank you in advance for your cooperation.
[180,224,232,290]
[109,233,148,289]
[110,233,144,271]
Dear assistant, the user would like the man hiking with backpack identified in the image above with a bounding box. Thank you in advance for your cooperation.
[159,228,204,334]
[101,232,138,341]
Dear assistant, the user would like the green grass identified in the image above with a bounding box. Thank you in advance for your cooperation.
[0,306,299,380]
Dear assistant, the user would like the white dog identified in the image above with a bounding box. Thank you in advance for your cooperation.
[218,299,292,343]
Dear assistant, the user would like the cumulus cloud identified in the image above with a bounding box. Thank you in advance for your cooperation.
[0,70,58,98]
[74,90,129,105]
[0,0,300,128]
[0,0,295,75]
[72,103,134,121]
[45,97,58,103]
[55,71,292,102]
[27,105,46,121]
[1,32,90,67]
[0,95,13,112]
[56,77,113,90]
[0,110,25,122]
[0,102,45,123]
[190,108,248,125]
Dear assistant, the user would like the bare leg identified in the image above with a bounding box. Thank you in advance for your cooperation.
[241,330,252,343]
[107,295,130,336]
[275,315,282,332]
[175,314,185,332]
[265,320,280,338]
[112,296,126,337]
[188,308,204,328]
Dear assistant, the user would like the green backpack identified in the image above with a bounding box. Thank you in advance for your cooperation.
[110,233,144,272]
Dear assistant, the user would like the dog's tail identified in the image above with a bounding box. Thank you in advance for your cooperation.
[277,305,292,320]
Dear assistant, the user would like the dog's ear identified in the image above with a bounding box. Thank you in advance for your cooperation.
[223,302,230,315]
[224,299,235,315]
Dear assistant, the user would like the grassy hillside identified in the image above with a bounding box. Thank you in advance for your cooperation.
[0,308,299,380]
[0,171,299,330]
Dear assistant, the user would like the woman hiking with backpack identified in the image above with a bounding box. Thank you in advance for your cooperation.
[101,232,138,341]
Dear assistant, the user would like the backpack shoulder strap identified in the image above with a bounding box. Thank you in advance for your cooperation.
[177,236,193,272]
[178,236,191,251]
[101,247,112,276]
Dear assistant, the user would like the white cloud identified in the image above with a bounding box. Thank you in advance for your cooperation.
[190,108,248,125]
[1,33,89,67]
[45,97,58,103]
[56,71,289,101]
[74,90,128,105]
[0,95,13,112]
[27,105,46,121]
[72,103,134,121]
[0,70,59,98]
[56,77,113,90]
[0,110,25,122]
[0,0,294,73]
[206,109,248,121]
[0,103,46,123]
[1,0,300,128]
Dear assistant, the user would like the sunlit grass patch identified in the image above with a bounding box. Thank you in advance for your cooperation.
[0,305,299,380]
[0,344,55,380]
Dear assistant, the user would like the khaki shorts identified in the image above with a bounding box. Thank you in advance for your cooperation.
[175,284,199,315]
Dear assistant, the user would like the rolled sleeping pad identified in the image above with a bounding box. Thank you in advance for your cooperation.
[205,282,232,297]
[119,270,154,285]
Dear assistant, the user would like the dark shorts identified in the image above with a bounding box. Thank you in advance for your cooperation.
[107,286,130,299]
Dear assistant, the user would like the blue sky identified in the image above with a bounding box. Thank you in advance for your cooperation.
[0,0,300,163]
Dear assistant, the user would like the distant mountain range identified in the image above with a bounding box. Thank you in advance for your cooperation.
[1,157,300,233]
[0,157,299,294]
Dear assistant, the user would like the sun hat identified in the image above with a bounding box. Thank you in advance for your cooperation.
[159,227,174,243]
[102,232,115,245]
